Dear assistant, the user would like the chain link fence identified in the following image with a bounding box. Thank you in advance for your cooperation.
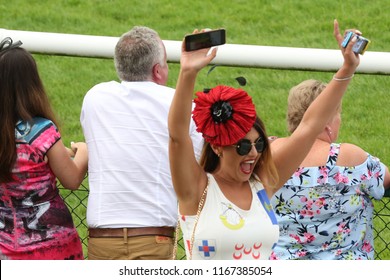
[373,191,390,260]
[58,179,390,260]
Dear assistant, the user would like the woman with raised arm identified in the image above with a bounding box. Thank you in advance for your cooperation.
[270,78,390,260]
[168,20,360,260]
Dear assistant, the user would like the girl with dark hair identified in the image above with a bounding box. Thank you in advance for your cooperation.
[0,38,88,259]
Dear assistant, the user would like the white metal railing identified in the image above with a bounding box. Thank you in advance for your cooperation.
[1,28,390,74]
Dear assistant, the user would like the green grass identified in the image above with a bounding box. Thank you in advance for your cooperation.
[2,0,390,259]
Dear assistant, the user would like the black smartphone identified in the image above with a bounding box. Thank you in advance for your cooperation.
[184,29,226,51]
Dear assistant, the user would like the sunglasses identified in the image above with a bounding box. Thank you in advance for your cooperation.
[232,137,266,156]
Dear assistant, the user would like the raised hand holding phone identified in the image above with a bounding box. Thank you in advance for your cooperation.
[184,29,226,51]
[341,31,370,55]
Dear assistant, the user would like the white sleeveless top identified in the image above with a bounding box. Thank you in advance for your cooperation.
[179,174,279,260]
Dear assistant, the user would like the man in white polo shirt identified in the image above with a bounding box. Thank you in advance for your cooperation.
[80,26,203,260]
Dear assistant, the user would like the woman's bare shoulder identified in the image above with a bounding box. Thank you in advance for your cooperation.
[338,143,368,166]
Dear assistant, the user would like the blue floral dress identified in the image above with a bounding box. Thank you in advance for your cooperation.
[270,143,385,260]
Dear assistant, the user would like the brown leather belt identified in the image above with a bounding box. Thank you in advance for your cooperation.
[88,227,175,238]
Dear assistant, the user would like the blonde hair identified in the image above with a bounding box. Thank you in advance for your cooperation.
[287,79,327,133]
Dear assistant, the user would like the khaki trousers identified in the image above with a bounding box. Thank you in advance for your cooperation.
[88,235,173,260]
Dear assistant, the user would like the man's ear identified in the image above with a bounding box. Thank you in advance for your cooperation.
[152,63,162,83]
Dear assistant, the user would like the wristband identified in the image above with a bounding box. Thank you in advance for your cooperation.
[333,74,354,81]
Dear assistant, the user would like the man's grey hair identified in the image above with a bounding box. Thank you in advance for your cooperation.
[114,26,165,81]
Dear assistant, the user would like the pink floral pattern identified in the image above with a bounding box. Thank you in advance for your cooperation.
[271,143,385,260]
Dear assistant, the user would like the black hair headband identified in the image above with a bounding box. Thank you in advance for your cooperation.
[0,37,23,53]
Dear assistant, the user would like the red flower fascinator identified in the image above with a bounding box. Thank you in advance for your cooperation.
[192,85,256,146]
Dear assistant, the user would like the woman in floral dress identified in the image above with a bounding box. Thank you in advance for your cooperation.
[270,79,390,260]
